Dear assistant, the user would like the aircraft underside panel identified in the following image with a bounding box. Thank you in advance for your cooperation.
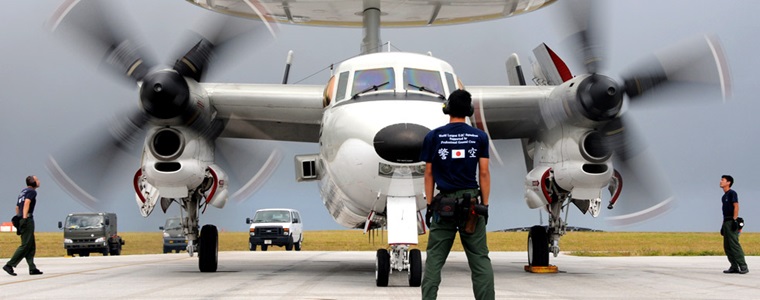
[187,0,556,27]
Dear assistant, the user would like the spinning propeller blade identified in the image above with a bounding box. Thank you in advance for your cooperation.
[555,0,731,225]
[46,1,281,207]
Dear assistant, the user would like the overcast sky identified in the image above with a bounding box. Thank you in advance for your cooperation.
[1,0,759,234]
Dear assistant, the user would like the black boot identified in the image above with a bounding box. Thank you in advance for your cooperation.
[3,265,16,276]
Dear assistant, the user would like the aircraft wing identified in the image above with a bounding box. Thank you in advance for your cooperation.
[205,83,325,142]
[469,85,553,140]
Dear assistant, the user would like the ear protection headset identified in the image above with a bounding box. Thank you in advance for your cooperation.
[442,98,474,117]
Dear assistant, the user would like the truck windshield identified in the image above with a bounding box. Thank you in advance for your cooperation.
[252,211,291,223]
[66,215,104,229]
[165,218,182,230]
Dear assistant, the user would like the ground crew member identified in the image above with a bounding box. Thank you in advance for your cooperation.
[720,175,748,274]
[4,175,43,276]
[419,89,494,299]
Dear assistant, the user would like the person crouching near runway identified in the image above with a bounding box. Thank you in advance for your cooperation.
[419,89,494,300]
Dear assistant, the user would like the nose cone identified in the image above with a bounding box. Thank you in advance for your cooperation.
[373,123,430,163]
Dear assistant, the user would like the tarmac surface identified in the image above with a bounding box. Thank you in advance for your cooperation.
[0,251,757,299]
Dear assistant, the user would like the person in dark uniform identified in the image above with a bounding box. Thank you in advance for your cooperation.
[420,89,494,300]
[720,175,748,274]
[3,176,43,276]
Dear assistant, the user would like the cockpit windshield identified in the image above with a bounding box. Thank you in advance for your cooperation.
[351,68,395,97]
[403,68,445,97]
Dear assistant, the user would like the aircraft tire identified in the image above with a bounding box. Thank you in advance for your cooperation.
[528,225,550,266]
[376,249,390,287]
[199,224,218,272]
[408,249,422,287]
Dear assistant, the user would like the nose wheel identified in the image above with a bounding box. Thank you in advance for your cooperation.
[375,245,422,287]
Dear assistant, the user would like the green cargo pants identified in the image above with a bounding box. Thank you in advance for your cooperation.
[722,219,746,269]
[422,213,494,300]
[7,218,37,270]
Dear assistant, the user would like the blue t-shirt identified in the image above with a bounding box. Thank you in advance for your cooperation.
[419,122,489,192]
[17,187,37,216]
[722,189,738,218]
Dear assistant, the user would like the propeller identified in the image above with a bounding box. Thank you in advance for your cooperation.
[46,0,279,210]
[555,0,731,225]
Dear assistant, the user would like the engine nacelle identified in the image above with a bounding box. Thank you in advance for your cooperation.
[141,126,214,198]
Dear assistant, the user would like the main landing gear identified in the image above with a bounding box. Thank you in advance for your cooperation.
[178,192,219,272]
[375,245,422,287]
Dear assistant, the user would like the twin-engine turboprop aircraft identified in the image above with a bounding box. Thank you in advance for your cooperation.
[47,0,730,286]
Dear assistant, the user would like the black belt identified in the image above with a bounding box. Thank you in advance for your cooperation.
[724,217,734,221]
[438,188,479,197]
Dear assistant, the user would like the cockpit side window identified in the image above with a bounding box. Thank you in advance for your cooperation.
[351,68,395,97]
[404,68,445,96]
[445,72,456,96]
[335,71,349,102]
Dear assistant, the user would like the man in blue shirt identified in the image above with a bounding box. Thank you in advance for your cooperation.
[420,89,493,300]
[4,176,43,276]
[720,175,748,274]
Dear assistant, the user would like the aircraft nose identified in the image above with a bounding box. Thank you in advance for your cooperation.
[373,123,430,163]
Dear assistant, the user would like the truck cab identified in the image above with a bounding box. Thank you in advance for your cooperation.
[58,212,124,257]
[245,208,303,251]
[159,217,187,253]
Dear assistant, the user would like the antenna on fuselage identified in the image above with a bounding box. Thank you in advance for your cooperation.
[282,50,293,84]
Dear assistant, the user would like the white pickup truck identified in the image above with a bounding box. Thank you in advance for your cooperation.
[246,208,303,251]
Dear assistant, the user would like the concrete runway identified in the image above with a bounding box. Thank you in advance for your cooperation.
[0,251,757,299]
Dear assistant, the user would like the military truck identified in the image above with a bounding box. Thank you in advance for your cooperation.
[160,216,187,253]
[246,208,303,251]
[58,212,124,257]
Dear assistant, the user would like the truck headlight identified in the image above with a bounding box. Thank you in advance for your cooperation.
[163,232,170,238]
[94,237,106,243]
[64,238,73,244]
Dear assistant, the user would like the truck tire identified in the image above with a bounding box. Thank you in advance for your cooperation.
[67,249,74,257]
[285,236,294,251]
[294,239,302,251]
[102,245,109,256]
[261,245,268,251]
[249,242,256,251]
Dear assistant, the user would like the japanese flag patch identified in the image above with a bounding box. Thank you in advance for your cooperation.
[452,149,465,159]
